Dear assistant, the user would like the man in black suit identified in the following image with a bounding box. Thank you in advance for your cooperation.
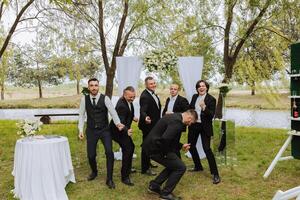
[162,83,189,116]
[188,80,221,184]
[110,86,136,186]
[138,76,161,175]
[143,109,197,200]
[162,83,189,158]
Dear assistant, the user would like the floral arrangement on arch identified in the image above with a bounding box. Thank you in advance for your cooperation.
[143,48,178,72]
[16,119,43,138]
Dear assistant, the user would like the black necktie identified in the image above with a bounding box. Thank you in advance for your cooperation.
[92,98,96,107]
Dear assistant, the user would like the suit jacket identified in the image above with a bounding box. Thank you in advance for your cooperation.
[189,93,216,136]
[110,97,134,134]
[162,95,189,116]
[138,89,161,133]
[142,113,184,156]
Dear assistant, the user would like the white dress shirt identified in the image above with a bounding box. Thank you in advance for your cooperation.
[78,93,121,133]
[167,95,178,113]
[195,93,206,123]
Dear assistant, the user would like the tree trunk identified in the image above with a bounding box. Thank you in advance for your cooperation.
[76,79,80,95]
[251,81,255,96]
[38,78,43,98]
[105,67,115,98]
[215,93,223,119]
[0,83,4,100]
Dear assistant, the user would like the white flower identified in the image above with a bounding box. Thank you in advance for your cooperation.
[143,48,178,72]
[16,119,42,138]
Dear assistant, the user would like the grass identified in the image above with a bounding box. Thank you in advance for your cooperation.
[0,120,299,200]
[0,84,289,110]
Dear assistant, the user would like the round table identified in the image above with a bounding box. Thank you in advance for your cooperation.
[12,136,76,200]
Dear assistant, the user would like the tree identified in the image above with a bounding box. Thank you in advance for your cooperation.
[233,29,288,95]
[193,0,284,118]
[9,30,63,98]
[50,0,183,98]
[0,44,13,100]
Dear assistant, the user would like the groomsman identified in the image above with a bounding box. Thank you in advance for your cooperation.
[143,109,197,200]
[162,83,189,116]
[78,78,124,189]
[110,86,136,186]
[188,80,221,184]
[138,76,161,175]
[162,83,189,158]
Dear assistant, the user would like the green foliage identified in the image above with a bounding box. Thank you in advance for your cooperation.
[81,87,89,95]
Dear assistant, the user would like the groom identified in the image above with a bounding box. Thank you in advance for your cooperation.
[78,78,124,189]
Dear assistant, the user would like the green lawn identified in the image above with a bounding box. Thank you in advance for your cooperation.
[0,120,299,200]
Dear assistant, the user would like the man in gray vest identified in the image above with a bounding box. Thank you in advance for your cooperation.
[78,78,124,189]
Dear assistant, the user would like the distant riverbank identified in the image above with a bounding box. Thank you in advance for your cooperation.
[0,88,289,110]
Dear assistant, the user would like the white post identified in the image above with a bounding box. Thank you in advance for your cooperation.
[263,135,293,179]
[272,186,300,200]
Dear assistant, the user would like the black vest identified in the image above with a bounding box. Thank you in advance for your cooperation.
[85,94,108,130]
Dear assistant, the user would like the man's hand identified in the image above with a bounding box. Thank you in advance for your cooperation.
[133,117,139,122]
[78,132,84,140]
[127,128,133,136]
[145,116,151,124]
[117,123,125,131]
[165,111,173,115]
[182,143,191,151]
[199,100,206,111]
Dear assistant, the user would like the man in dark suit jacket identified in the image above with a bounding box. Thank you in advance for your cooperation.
[162,83,189,158]
[110,86,136,186]
[162,83,189,116]
[188,80,221,184]
[138,76,161,175]
[143,109,197,200]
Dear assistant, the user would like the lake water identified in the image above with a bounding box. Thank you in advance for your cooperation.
[0,107,290,129]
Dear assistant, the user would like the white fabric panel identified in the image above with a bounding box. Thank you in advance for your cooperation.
[12,136,75,200]
[116,56,143,97]
[178,57,206,159]
[178,57,203,102]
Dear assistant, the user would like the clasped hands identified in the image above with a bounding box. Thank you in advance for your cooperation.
[199,100,206,111]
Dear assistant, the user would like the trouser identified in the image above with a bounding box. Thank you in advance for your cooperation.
[149,152,186,195]
[188,123,219,175]
[112,131,135,180]
[141,131,152,172]
[86,127,114,180]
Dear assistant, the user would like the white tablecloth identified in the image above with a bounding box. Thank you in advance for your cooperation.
[12,136,76,200]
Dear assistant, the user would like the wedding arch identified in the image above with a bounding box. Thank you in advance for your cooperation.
[115,56,206,159]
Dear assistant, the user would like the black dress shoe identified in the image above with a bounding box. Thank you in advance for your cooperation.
[106,180,116,189]
[159,193,182,200]
[141,169,156,176]
[130,168,137,173]
[87,172,97,181]
[212,174,221,184]
[122,178,134,186]
[188,167,203,172]
[150,162,158,168]
[148,185,161,195]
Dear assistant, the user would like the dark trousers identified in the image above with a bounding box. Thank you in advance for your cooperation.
[86,127,114,181]
[188,123,219,175]
[141,131,151,172]
[149,152,186,195]
[112,131,135,180]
